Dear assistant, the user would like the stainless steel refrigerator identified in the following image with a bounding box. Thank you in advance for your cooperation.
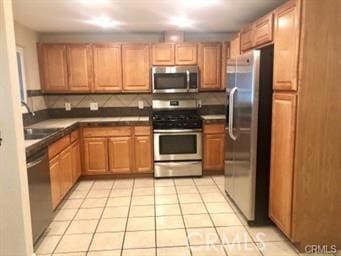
[225,45,273,225]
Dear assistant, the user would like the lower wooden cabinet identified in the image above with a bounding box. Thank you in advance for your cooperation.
[109,137,133,173]
[49,156,62,209]
[269,92,297,237]
[71,141,81,183]
[135,135,152,172]
[83,138,108,173]
[59,147,73,197]
[203,124,225,171]
[82,126,153,174]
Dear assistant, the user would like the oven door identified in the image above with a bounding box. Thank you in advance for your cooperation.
[154,130,202,161]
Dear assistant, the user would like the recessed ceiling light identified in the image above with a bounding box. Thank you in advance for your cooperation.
[87,16,120,28]
[170,16,195,28]
[179,0,220,7]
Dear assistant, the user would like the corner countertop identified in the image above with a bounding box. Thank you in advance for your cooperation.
[25,116,150,158]
[201,114,226,124]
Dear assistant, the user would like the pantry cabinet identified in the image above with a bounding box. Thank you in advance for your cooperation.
[199,42,222,91]
[273,0,300,91]
[122,44,151,92]
[82,126,153,174]
[93,43,122,92]
[203,124,225,171]
[66,44,93,92]
[39,44,68,92]
[152,43,175,65]
[269,93,296,237]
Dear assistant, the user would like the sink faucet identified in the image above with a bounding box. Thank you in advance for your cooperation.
[21,101,35,117]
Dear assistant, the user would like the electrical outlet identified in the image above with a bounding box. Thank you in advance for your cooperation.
[65,102,71,111]
[90,102,98,111]
[138,100,144,109]
[197,99,202,108]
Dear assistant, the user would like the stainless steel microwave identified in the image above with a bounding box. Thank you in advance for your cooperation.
[152,66,199,93]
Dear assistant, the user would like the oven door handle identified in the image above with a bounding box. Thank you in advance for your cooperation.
[154,129,202,133]
[186,70,190,92]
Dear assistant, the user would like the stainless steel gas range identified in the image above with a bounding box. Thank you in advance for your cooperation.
[152,99,203,178]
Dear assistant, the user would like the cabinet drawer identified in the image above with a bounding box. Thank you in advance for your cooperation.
[83,127,132,137]
[70,130,80,142]
[134,126,151,136]
[204,124,225,134]
[48,135,71,159]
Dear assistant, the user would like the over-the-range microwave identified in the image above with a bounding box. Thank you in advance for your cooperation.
[152,66,199,94]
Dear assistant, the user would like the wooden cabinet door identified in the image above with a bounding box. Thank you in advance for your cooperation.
[66,44,93,92]
[83,138,108,173]
[49,156,62,209]
[269,92,297,237]
[122,44,150,92]
[253,13,274,47]
[71,141,81,183]
[175,43,197,65]
[108,137,132,173]
[273,0,300,91]
[152,43,175,65]
[134,135,152,173]
[93,44,122,92]
[240,25,254,52]
[39,44,68,92]
[229,34,240,59]
[203,134,225,171]
[59,147,73,196]
[199,42,222,90]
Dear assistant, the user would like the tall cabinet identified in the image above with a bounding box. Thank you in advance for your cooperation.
[269,0,341,251]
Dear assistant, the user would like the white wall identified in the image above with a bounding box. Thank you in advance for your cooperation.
[14,22,41,90]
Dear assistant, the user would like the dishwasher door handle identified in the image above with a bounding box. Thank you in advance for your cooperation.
[27,155,46,169]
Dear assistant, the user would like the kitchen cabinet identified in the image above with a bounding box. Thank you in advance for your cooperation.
[240,25,254,52]
[203,124,225,171]
[93,43,122,92]
[83,138,109,173]
[175,43,197,65]
[109,137,133,173]
[66,44,93,92]
[273,0,300,91]
[82,126,153,174]
[152,43,175,65]
[71,141,81,183]
[199,42,222,91]
[229,34,240,59]
[122,44,150,92]
[253,13,274,47]
[39,44,68,92]
[269,92,296,237]
[59,147,73,197]
[49,156,62,209]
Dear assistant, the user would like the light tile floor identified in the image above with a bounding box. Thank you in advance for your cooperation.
[35,176,337,256]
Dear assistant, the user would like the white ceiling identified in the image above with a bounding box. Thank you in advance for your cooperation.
[13,0,286,33]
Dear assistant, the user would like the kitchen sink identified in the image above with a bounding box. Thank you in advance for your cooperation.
[24,128,61,140]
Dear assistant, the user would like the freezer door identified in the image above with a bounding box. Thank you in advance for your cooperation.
[224,58,237,197]
[232,51,260,221]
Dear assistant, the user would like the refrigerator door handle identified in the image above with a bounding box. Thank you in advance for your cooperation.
[229,87,238,141]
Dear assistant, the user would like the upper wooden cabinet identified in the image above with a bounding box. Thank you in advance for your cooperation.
[39,44,68,92]
[93,43,122,92]
[199,42,222,91]
[229,34,240,59]
[253,13,274,47]
[240,25,254,52]
[152,43,175,65]
[273,0,300,91]
[175,43,197,65]
[122,44,151,92]
[66,44,93,92]
[269,92,297,238]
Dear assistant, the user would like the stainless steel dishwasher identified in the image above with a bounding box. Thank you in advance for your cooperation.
[27,148,52,243]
